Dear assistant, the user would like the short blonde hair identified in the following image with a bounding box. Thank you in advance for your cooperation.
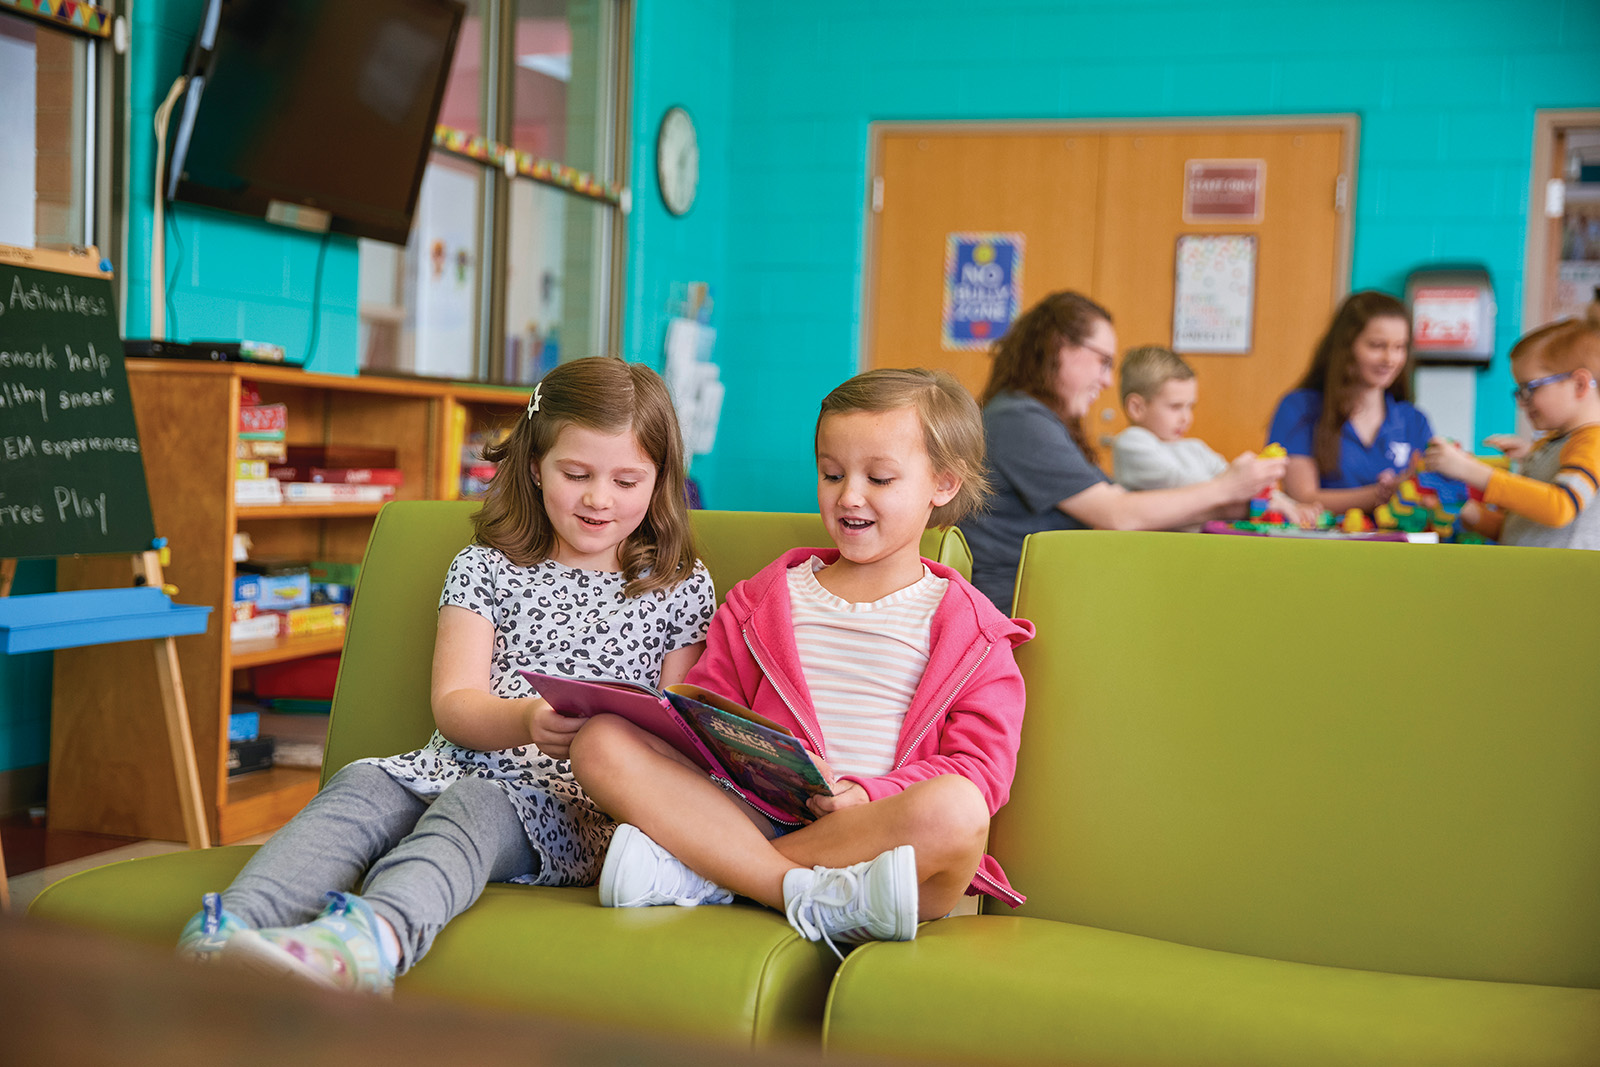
[1118,345,1195,405]
[816,368,991,528]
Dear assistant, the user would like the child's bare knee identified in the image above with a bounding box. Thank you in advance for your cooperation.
[907,775,990,849]
[569,714,639,772]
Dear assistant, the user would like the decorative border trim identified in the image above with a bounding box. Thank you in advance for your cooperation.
[0,0,113,38]
[432,125,622,205]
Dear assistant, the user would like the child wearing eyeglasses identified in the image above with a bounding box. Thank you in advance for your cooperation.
[1424,300,1600,549]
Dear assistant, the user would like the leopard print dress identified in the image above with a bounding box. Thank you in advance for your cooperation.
[362,544,716,886]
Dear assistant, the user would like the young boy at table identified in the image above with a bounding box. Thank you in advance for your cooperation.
[1111,346,1316,526]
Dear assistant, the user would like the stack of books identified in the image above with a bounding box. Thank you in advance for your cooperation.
[269,445,401,504]
[236,382,287,505]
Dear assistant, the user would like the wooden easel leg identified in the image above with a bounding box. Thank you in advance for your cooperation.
[1,832,11,912]
[153,635,212,850]
[134,550,212,850]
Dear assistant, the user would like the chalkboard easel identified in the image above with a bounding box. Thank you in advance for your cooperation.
[0,244,213,910]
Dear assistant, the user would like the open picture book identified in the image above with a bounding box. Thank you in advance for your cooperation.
[519,670,834,824]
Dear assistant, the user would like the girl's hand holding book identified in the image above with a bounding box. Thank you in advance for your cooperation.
[805,753,869,816]
[525,696,581,758]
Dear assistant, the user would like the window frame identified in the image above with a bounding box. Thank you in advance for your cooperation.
[360,0,631,385]
[0,0,124,282]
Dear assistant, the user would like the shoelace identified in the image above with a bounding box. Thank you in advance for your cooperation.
[785,865,863,960]
[620,855,722,908]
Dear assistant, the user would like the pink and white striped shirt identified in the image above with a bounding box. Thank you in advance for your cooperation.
[785,557,948,777]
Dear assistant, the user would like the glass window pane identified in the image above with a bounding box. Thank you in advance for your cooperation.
[438,0,488,136]
[505,179,610,383]
[510,0,612,175]
[359,152,484,380]
[0,16,89,249]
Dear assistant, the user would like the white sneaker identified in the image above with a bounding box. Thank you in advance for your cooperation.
[598,823,734,908]
[783,845,918,958]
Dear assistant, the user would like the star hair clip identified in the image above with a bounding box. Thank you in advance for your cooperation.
[527,381,542,419]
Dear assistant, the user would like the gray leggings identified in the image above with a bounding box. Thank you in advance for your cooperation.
[221,763,537,973]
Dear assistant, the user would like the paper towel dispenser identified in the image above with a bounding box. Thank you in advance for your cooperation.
[1405,266,1496,364]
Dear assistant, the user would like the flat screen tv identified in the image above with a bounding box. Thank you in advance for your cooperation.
[167,0,465,245]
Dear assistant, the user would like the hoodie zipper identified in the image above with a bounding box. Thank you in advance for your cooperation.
[706,770,803,828]
[743,627,827,756]
[894,643,991,771]
[971,866,1025,907]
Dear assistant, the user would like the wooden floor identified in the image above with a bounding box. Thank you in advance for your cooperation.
[1,812,148,874]
[1,813,273,914]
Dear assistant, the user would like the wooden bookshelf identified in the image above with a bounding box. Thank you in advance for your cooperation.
[50,361,526,844]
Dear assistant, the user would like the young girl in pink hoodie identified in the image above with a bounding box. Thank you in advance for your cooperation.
[570,368,1033,955]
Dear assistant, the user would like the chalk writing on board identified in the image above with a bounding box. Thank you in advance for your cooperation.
[0,259,155,558]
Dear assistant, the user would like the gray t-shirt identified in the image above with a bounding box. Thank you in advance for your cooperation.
[964,391,1108,612]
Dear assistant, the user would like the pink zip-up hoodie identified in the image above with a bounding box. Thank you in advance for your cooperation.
[683,547,1035,906]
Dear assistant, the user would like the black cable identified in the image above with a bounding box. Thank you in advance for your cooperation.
[304,230,331,364]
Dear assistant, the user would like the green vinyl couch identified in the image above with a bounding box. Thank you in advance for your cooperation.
[30,514,1600,1062]
[823,530,1600,1065]
[26,503,971,1049]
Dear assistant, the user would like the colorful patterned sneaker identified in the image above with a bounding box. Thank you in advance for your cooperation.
[783,845,919,958]
[598,823,734,908]
[176,892,249,962]
[222,891,397,995]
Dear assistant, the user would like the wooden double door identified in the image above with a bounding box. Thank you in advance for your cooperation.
[865,121,1353,465]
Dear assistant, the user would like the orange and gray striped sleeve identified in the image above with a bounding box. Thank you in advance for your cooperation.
[1481,424,1600,530]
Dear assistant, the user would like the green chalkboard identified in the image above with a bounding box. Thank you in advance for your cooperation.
[0,253,156,559]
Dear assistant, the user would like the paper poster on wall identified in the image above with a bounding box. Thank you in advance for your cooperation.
[941,233,1024,349]
[1172,234,1257,355]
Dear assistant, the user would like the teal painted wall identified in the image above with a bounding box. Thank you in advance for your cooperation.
[123,0,360,370]
[675,0,1600,511]
[624,0,733,493]
[0,561,54,773]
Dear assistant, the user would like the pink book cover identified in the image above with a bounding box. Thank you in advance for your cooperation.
[519,670,833,824]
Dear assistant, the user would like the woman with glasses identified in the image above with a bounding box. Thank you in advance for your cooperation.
[1266,291,1435,515]
[1423,300,1600,549]
[962,290,1286,612]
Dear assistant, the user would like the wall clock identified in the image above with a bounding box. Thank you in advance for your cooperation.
[656,106,698,216]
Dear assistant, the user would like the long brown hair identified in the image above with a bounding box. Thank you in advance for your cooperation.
[1296,290,1413,477]
[979,290,1112,462]
[817,368,992,528]
[474,357,696,597]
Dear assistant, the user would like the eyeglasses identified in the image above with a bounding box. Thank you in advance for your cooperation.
[1511,371,1574,404]
[1078,341,1118,369]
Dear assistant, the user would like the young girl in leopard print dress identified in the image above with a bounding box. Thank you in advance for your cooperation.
[177,357,715,993]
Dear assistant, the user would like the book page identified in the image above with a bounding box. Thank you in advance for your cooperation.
[666,691,833,821]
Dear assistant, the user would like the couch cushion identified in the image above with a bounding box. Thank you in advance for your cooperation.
[999,532,1600,988]
[29,848,835,1046]
[825,915,1600,1066]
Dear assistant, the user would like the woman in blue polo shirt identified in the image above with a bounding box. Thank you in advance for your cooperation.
[1269,290,1434,514]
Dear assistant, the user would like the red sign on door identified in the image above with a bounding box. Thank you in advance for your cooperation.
[1183,160,1265,223]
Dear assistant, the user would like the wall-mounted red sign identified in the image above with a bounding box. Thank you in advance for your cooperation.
[1183,160,1265,223]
